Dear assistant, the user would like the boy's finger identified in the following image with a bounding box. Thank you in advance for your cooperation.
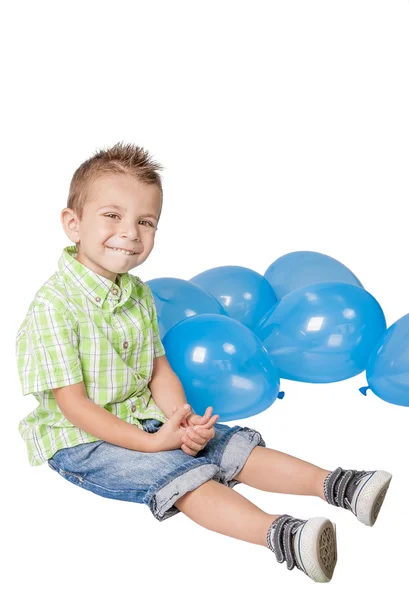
[196,407,213,423]
[190,422,218,442]
[181,444,196,456]
[182,432,204,451]
[192,415,218,430]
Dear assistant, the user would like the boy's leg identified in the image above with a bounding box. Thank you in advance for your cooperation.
[173,478,337,583]
[174,478,278,547]
[232,446,392,527]
[233,446,330,499]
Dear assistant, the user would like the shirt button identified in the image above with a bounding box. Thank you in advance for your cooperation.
[95,296,101,302]
[123,341,129,349]
[111,288,118,295]
[131,404,136,412]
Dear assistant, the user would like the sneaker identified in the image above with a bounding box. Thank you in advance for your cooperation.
[324,467,393,526]
[266,514,337,583]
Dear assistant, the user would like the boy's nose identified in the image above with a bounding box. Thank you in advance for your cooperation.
[121,229,140,242]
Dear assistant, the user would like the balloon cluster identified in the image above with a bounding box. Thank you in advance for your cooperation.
[146,251,409,421]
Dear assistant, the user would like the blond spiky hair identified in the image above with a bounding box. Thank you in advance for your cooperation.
[67,141,164,224]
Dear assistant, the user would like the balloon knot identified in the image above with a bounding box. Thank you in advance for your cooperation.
[359,386,370,396]
[277,391,285,400]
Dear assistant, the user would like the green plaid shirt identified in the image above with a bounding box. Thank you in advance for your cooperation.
[16,244,167,466]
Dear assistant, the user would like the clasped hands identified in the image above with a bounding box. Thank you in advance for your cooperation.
[171,405,220,456]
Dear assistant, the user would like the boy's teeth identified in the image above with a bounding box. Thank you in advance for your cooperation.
[108,247,135,255]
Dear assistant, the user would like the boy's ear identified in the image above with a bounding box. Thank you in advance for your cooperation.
[60,208,81,244]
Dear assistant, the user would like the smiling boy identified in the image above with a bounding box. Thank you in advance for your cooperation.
[16,142,392,583]
[68,173,161,282]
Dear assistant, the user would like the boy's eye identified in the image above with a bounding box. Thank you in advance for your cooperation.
[105,214,153,227]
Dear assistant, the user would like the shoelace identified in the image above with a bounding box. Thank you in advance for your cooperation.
[266,514,307,571]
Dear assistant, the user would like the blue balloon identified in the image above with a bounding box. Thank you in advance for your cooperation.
[364,313,409,407]
[190,265,277,332]
[255,282,386,383]
[145,277,227,338]
[163,313,281,421]
[264,251,363,301]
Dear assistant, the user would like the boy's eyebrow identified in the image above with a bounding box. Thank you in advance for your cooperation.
[99,204,123,211]
[98,204,158,219]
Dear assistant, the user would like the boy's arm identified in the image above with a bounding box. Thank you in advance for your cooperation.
[52,381,155,452]
[148,355,191,419]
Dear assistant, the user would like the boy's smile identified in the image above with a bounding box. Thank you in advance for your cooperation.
[61,173,162,283]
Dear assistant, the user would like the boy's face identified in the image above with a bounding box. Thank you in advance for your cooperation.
[61,174,162,283]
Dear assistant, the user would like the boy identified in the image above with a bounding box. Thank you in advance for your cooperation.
[15,142,392,583]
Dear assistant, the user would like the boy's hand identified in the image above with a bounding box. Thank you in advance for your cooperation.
[171,406,219,456]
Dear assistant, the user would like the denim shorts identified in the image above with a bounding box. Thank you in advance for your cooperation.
[47,419,266,521]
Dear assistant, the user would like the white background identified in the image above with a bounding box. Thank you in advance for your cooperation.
[3,0,408,597]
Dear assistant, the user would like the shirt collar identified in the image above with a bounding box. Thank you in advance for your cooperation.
[58,245,133,308]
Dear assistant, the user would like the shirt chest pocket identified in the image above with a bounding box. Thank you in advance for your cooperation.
[125,324,154,377]
[109,307,151,352]
[117,322,150,353]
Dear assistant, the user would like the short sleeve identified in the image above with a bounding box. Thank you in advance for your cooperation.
[16,304,84,396]
[147,288,166,358]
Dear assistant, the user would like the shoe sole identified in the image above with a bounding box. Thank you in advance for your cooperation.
[295,517,337,583]
[354,470,392,526]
